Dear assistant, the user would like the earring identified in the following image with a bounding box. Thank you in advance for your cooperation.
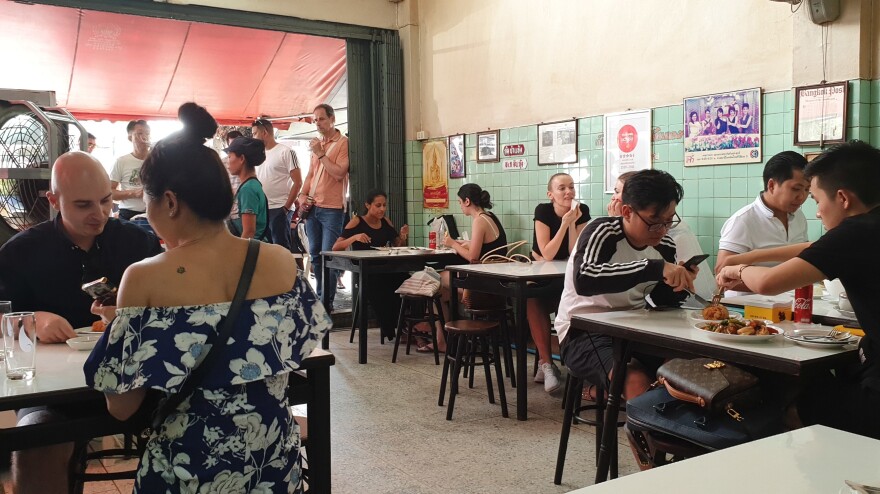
[169,209,175,217]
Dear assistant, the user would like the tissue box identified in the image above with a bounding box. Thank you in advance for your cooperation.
[744,301,793,323]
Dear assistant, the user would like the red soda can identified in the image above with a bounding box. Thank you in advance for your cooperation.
[794,284,813,323]
[429,231,437,249]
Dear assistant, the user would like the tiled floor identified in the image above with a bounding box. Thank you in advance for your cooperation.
[2,324,639,493]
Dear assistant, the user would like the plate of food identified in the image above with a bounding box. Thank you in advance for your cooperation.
[688,305,743,324]
[784,328,857,348]
[75,321,107,334]
[66,334,101,351]
[694,318,781,342]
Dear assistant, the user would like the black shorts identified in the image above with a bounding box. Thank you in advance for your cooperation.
[797,373,880,440]
[560,328,663,388]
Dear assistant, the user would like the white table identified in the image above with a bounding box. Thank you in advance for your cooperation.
[0,343,90,409]
[570,309,860,482]
[1,343,337,491]
[448,260,568,420]
[568,425,880,493]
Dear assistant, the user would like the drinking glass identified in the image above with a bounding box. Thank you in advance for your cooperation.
[0,301,10,362]
[2,311,37,380]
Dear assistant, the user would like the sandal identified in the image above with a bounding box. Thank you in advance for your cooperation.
[582,384,597,402]
[415,341,435,353]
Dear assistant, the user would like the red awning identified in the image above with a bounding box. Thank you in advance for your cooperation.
[0,2,347,126]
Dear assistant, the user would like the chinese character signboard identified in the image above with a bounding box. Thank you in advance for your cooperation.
[604,109,652,193]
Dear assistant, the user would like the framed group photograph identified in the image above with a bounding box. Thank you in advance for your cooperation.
[448,134,465,178]
[683,87,762,166]
[537,120,577,165]
[794,82,848,146]
[476,130,499,162]
[603,109,652,193]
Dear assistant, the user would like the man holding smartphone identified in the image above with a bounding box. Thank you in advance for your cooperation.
[0,151,161,493]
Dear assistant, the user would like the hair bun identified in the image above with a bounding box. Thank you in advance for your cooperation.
[177,102,218,141]
[479,190,491,207]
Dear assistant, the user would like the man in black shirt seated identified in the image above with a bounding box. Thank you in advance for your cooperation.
[718,141,880,439]
[0,151,161,493]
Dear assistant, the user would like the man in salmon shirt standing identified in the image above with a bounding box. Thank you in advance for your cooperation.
[299,103,350,310]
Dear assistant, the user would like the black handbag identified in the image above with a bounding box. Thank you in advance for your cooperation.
[626,386,784,452]
[146,239,260,432]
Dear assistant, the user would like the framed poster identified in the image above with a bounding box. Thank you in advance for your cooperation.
[683,87,762,166]
[537,120,577,165]
[604,109,652,193]
[477,130,499,162]
[794,82,847,146]
[448,134,465,178]
[422,140,449,208]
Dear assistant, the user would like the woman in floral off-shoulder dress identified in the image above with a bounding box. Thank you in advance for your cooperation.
[84,103,331,493]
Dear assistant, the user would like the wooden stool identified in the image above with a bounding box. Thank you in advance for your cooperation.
[438,320,508,420]
[392,293,445,365]
[464,307,516,388]
[554,372,624,485]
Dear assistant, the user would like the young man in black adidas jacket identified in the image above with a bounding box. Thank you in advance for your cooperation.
[555,169,695,399]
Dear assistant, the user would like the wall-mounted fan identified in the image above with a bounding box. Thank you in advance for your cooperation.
[0,95,86,245]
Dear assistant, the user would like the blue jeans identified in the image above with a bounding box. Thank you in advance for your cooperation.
[267,207,293,249]
[306,206,345,306]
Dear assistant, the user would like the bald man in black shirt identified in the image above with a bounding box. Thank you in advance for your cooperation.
[0,151,161,493]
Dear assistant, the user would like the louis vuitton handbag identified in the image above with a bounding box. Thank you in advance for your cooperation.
[625,358,783,467]
[656,358,760,419]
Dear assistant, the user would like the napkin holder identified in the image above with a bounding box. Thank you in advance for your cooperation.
[743,300,792,323]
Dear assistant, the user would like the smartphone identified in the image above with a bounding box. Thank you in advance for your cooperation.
[82,277,118,304]
[683,254,710,271]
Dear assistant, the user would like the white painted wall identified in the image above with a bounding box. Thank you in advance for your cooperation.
[415,0,797,138]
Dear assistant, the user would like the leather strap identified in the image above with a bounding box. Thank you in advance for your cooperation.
[150,239,261,430]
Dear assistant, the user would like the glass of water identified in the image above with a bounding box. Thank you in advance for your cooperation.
[2,311,37,380]
[0,301,10,362]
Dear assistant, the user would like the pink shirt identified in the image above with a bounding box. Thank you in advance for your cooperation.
[309,130,349,209]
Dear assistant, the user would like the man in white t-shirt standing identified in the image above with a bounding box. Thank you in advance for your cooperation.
[252,118,302,250]
[716,151,810,294]
[110,119,150,220]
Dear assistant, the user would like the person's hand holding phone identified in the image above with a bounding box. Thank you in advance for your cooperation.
[91,299,117,324]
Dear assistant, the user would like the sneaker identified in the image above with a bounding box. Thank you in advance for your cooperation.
[534,363,545,384]
[541,362,561,393]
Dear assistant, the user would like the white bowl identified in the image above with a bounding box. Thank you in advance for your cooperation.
[66,335,101,351]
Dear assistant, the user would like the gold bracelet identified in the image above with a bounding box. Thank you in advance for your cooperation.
[738,264,751,279]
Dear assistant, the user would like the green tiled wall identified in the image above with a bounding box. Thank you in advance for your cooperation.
[404,79,874,269]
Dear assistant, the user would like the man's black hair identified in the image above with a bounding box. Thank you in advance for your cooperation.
[805,140,880,207]
[762,151,807,190]
[126,119,148,134]
[621,169,683,212]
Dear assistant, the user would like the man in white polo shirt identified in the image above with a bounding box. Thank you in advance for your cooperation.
[252,118,302,250]
[716,151,809,294]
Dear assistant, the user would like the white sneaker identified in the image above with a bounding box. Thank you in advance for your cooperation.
[541,362,561,393]
[534,362,545,383]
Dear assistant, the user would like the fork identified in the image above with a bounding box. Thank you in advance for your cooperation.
[710,286,724,306]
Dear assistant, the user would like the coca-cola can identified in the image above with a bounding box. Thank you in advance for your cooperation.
[794,284,813,323]
[429,231,437,249]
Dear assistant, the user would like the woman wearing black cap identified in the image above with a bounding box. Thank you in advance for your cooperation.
[225,137,269,240]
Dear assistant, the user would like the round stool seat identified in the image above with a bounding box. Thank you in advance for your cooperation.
[444,319,499,335]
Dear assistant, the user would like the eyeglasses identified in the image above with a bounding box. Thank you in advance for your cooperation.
[632,211,681,232]
[252,118,272,128]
